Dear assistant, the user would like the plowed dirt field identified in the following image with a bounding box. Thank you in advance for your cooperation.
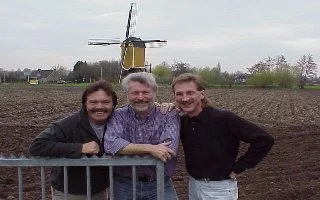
[0,85,319,200]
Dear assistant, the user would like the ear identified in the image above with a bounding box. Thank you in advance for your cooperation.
[200,90,205,100]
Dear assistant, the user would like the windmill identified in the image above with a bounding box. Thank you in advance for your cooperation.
[88,3,167,80]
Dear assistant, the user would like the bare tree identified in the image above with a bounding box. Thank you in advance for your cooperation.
[51,65,70,80]
[247,61,269,74]
[297,54,317,89]
[171,61,192,77]
[265,56,274,72]
[274,55,289,71]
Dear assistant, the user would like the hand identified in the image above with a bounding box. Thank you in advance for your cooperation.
[156,102,176,114]
[149,141,176,162]
[81,141,100,154]
[229,171,237,180]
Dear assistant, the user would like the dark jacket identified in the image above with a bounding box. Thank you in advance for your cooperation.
[29,109,109,195]
[181,106,274,180]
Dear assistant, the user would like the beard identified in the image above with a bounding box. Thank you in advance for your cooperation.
[129,100,154,116]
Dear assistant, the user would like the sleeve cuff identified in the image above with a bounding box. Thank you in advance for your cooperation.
[105,138,130,155]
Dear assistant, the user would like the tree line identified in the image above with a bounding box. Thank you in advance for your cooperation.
[0,54,318,89]
[0,60,121,83]
[152,54,319,89]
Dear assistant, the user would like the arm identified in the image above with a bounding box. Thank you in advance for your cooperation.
[158,110,180,154]
[136,109,180,162]
[227,112,274,174]
[119,142,174,162]
[104,110,131,155]
[29,124,83,158]
[29,124,100,158]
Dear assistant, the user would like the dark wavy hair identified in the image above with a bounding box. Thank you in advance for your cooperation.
[81,80,118,112]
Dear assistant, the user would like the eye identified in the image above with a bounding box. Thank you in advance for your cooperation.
[187,91,195,96]
[89,100,98,104]
[102,101,111,105]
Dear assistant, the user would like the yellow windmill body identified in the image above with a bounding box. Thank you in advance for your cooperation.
[120,38,146,70]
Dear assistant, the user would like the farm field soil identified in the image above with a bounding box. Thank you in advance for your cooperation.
[0,85,320,200]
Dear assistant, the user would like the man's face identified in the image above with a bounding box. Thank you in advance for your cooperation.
[127,81,155,117]
[174,81,204,117]
[85,89,114,124]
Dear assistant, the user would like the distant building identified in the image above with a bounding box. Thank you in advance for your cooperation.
[29,69,61,83]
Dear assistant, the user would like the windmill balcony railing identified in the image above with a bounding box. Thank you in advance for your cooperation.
[0,154,165,200]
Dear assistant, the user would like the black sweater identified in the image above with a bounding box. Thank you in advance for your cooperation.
[29,109,109,195]
[181,106,274,180]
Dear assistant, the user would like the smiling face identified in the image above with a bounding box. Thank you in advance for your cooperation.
[85,89,114,125]
[127,81,155,117]
[174,81,205,117]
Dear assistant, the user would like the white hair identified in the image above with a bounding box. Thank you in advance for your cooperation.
[121,72,158,92]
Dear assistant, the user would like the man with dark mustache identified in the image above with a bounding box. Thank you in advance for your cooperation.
[29,80,117,200]
[104,72,180,200]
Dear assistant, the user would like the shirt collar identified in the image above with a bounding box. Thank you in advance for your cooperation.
[185,106,211,123]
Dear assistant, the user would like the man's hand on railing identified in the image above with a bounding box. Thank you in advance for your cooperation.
[81,141,100,154]
[150,141,176,163]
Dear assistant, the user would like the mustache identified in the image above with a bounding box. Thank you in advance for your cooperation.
[90,108,110,113]
[180,101,191,105]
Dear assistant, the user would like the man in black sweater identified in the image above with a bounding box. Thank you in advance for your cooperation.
[29,80,117,200]
[172,73,274,200]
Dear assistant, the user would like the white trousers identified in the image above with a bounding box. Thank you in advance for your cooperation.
[189,176,238,200]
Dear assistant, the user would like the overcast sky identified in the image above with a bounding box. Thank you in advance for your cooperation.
[1,0,319,74]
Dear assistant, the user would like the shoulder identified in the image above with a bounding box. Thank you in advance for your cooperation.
[210,107,235,117]
[113,105,129,116]
[114,105,128,113]
[54,111,80,127]
[202,107,240,123]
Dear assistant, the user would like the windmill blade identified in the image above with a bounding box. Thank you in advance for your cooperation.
[125,3,137,38]
[88,42,121,46]
[88,38,121,42]
[142,40,167,48]
[88,38,121,46]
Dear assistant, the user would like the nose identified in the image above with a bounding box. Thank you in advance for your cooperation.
[96,102,104,108]
[137,92,144,100]
[181,94,190,102]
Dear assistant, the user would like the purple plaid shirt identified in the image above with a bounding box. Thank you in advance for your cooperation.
[104,105,180,178]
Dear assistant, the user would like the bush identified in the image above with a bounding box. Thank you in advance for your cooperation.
[273,70,296,88]
[152,65,172,84]
[247,72,274,88]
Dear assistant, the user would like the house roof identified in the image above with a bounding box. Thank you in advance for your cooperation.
[30,69,54,79]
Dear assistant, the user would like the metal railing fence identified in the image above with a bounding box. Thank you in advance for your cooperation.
[0,154,165,200]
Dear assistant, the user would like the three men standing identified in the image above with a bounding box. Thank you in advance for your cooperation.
[29,72,274,200]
